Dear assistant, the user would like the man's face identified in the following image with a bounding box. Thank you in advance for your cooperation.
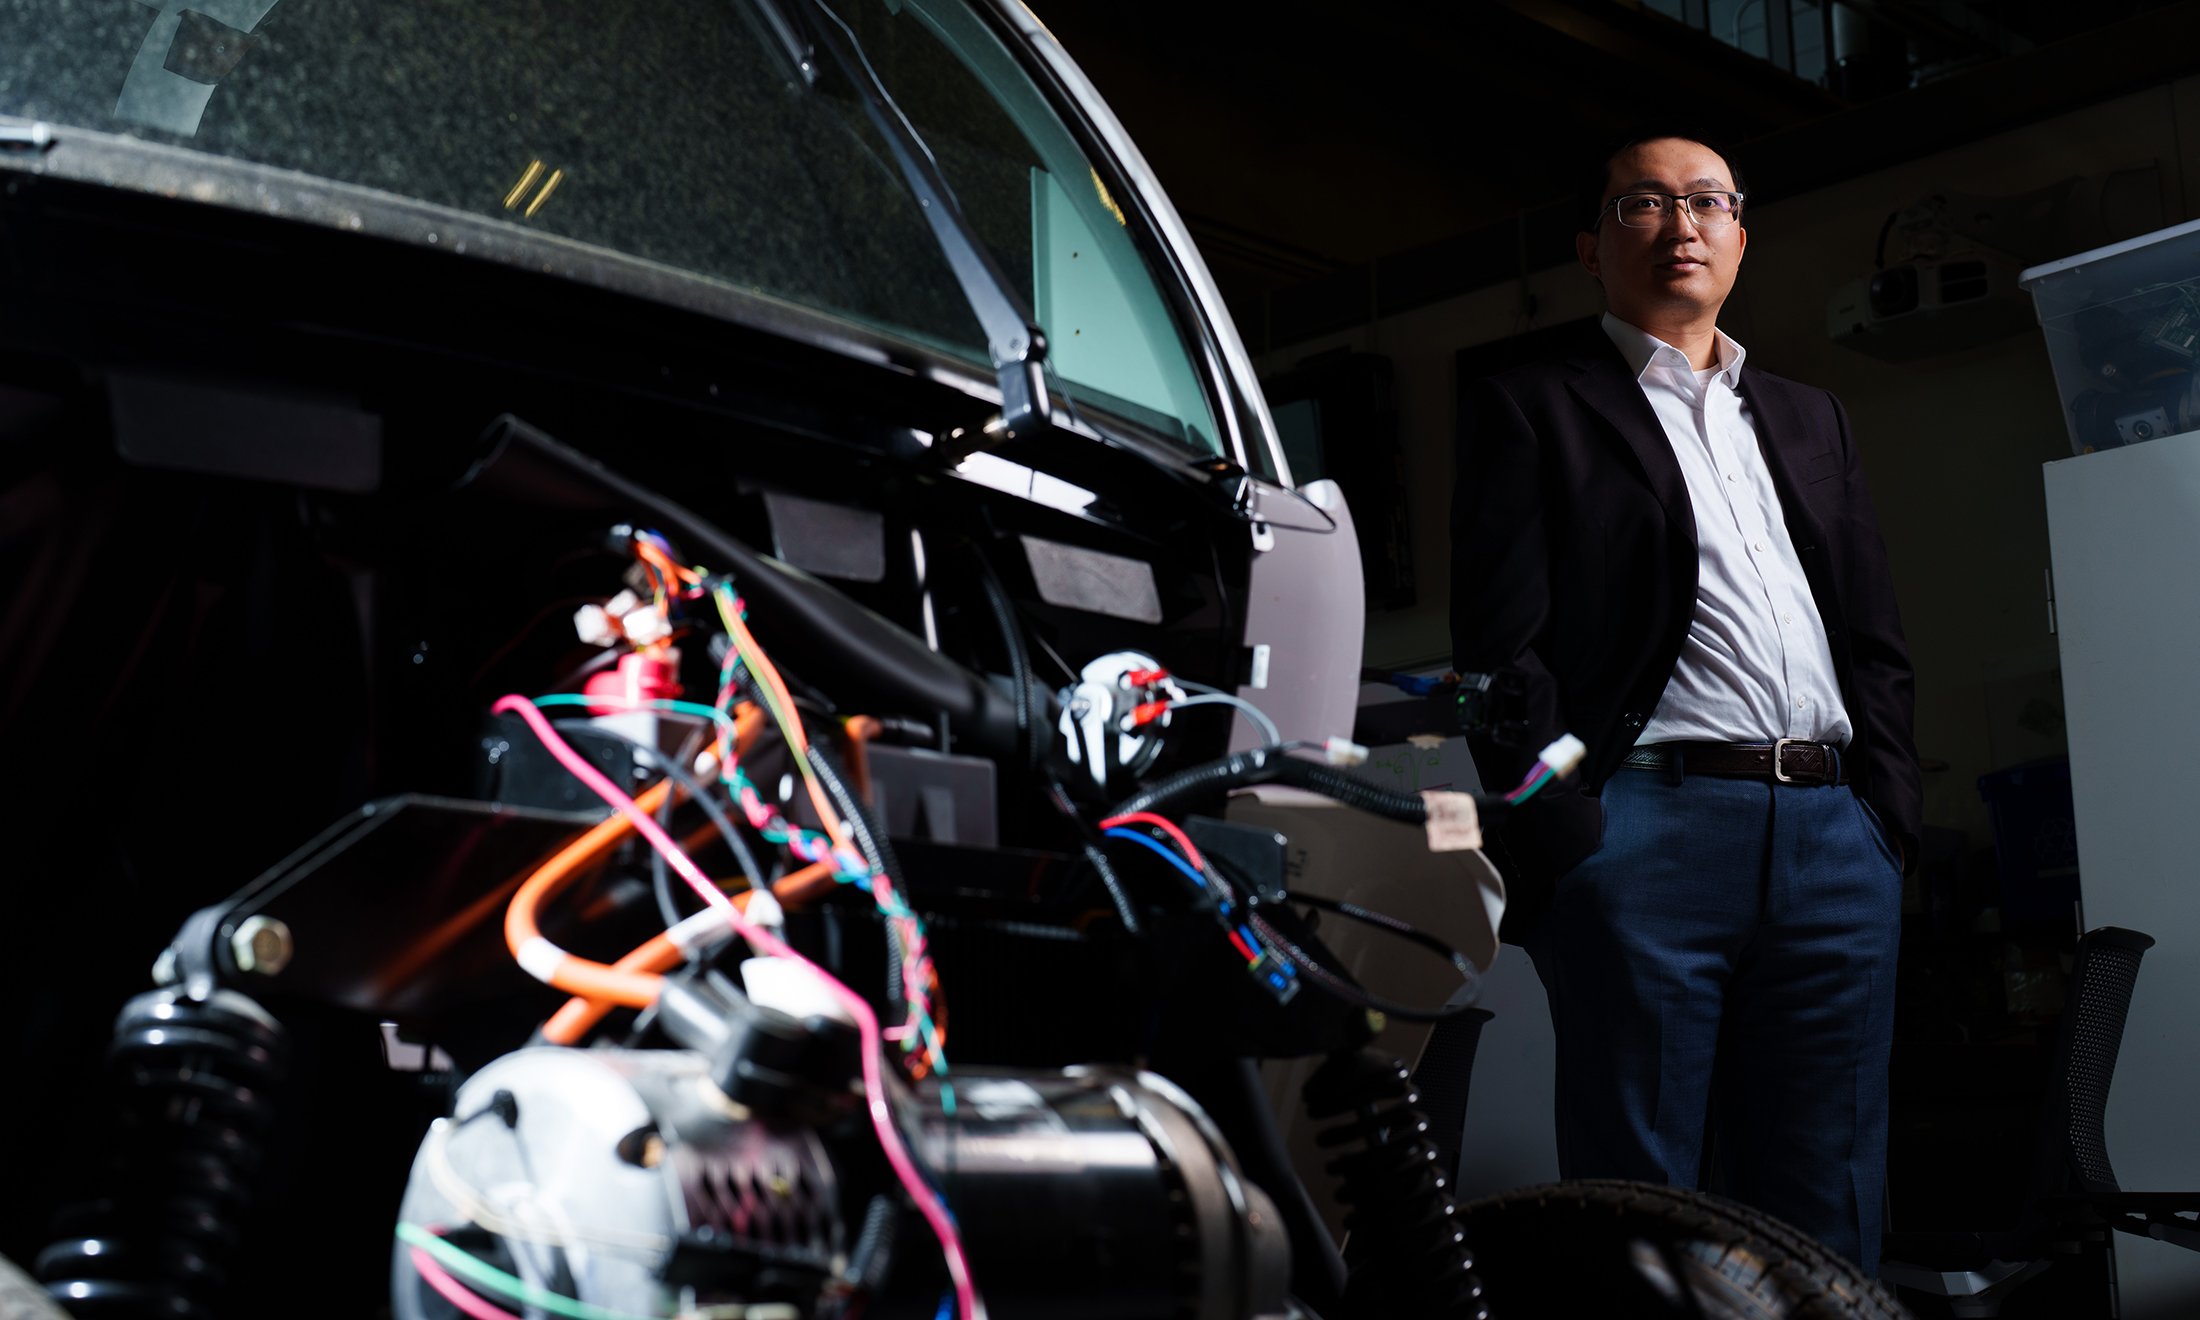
[1576,137,1747,327]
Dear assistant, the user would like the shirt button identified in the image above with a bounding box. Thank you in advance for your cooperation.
[1783,612,1794,624]
[1795,698,1806,710]
[1726,472,1738,483]
[1753,540,1767,553]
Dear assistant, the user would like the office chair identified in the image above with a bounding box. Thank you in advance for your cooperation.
[1880,927,2199,1315]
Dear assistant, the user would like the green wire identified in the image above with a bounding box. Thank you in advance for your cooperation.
[397,1222,664,1320]
[1510,769,1556,804]
[533,637,952,1076]
[530,692,740,742]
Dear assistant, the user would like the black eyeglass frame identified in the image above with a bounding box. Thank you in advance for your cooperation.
[1595,190,1747,230]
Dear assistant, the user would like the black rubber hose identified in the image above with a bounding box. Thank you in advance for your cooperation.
[1045,778,1142,936]
[807,743,898,886]
[1246,912,1477,1024]
[1106,747,1433,824]
[970,549,1036,773]
[806,743,917,1033]
[467,417,1021,756]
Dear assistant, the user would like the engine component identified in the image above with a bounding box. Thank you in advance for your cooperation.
[1058,649,1182,792]
[913,1068,1293,1320]
[36,988,289,1320]
[652,973,862,1122]
[1304,1049,1489,1320]
[393,1050,1294,1320]
[394,1048,842,1320]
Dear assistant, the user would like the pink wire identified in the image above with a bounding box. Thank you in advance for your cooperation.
[408,1247,521,1320]
[490,695,982,1320]
[1505,760,1552,803]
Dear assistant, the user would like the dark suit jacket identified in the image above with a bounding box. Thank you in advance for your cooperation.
[1450,322,1921,938]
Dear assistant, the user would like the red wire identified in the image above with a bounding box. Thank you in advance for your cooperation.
[1098,810,1206,870]
[408,1248,520,1320]
[1225,928,1257,961]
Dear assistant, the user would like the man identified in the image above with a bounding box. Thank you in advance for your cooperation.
[1449,133,1920,1272]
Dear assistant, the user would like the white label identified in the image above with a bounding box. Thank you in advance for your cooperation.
[1421,791,1483,853]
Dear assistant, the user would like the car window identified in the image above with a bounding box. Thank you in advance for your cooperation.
[0,0,1224,458]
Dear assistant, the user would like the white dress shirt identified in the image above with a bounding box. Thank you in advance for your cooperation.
[1599,313,1852,749]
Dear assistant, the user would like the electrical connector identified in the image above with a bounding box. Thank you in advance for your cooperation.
[740,954,852,1025]
[572,603,619,647]
[1322,736,1369,767]
[1539,733,1588,781]
[621,606,673,647]
[1122,667,1170,687]
[1120,699,1170,731]
[1246,951,1301,1005]
[604,589,640,618]
[742,887,785,933]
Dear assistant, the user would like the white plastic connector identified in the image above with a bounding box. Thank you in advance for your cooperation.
[572,603,619,647]
[666,907,740,959]
[1322,736,1369,767]
[621,606,672,646]
[741,956,853,1025]
[692,747,721,781]
[1539,733,1588,780]
[742,886,785,933]
[605,589,641,618]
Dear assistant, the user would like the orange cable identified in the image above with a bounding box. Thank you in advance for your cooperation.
[504,778,678,1010]
[540,856,840,1043]
[843,715,882,805]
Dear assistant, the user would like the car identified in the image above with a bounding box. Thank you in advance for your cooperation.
[0,3,1903,1318]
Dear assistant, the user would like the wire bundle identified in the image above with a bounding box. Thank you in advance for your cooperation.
[481,530,977,1320]
[1504,757,1556,804]
[1098,811,1296,999]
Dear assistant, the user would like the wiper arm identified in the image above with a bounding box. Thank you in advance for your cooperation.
[746,0,1051,440]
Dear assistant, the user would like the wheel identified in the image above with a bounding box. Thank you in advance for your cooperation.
[1453,1179,1910,1320]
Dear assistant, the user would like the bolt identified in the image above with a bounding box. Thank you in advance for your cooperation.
[231,916,294,977]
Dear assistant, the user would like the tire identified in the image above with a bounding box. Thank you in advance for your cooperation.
[1453,1179,1910,1320]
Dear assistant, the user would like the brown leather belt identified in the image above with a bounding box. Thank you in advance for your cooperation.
[1621,739,1849,786]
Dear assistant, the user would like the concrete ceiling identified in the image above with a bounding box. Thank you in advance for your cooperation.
[1029,0,2200,350]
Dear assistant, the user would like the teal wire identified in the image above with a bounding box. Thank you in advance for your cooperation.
[1509,769,1557,804]
[397,1223,661,1320]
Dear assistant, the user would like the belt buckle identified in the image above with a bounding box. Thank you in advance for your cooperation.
[1771,737,1806,785]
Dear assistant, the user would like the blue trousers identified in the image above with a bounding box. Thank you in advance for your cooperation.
[1524,766,1903,1271]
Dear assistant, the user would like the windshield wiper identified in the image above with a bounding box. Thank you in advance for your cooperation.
[745,0,1051,442]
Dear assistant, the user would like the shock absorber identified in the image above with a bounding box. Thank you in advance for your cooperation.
[35,987,288,1320]
[1304,1048,1490,1320]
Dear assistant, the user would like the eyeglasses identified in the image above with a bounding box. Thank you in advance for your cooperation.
[1602,191,1744,229]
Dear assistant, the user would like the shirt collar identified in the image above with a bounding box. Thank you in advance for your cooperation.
[1600,312,1746,388]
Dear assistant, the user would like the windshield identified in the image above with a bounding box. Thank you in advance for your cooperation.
[0,0,1224,457]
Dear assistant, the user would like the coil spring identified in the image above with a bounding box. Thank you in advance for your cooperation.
[1304,1048,1490,1320]
[35,987,287,1320]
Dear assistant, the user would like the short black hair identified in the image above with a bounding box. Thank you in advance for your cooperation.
[1577,132,1749,233]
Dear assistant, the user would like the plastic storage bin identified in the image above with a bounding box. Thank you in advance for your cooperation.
[2021,217,2200,455]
